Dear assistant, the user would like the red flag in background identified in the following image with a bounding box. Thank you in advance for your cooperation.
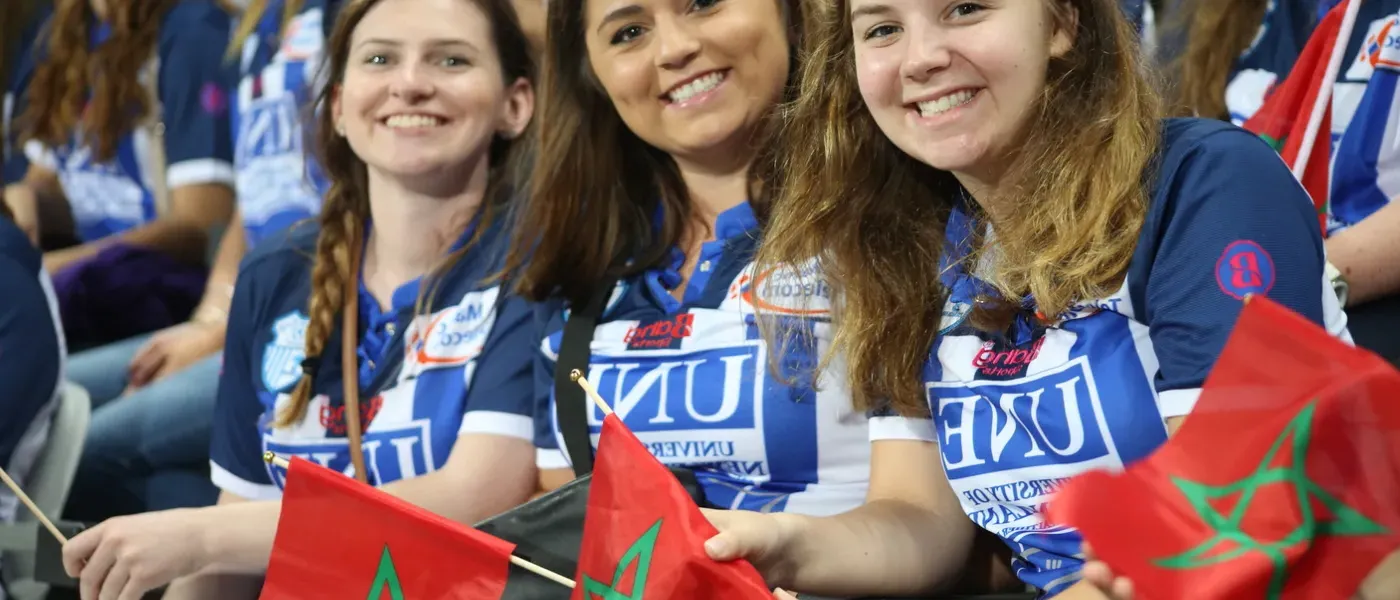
[1243,0,1352,233]
[571,415,771,600]
[1049,297,1400,600]
[261,457,515,600]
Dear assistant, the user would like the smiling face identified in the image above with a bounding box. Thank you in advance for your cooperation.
[332,0,532,179]
[849,0,1074,181]
[582,0,790,167]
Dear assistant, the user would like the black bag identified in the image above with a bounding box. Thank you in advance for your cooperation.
[476,279,709,600]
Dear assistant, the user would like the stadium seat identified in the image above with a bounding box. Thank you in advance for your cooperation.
[1,381,91,600]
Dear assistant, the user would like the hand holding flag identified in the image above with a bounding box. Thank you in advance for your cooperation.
[261,453,574,599]
[571,371,775,600]
[1049,296,1400,600]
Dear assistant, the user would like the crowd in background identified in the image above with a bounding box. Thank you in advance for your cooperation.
[0,0,1397,598]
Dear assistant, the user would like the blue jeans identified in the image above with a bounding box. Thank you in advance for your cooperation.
[63,335,221,521]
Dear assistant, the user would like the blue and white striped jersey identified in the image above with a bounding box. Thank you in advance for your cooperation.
[870,119,1351,597]
[21,0,235,242]
[532,203,871,517]
[232,0,340,246]
[210,213,537,500]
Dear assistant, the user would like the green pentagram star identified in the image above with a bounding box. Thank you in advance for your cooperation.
[1153,401,1389,600]
[581,519,663,600]
[367,545,405,600]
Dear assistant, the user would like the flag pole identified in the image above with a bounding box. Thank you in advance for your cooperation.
[1292,0,1361,181]
[261,452,578,589]
[0,464,67,544]
[570,370,615,415]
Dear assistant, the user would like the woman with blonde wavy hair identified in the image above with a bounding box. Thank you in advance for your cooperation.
[702,0,1352,597]
[57,0,539,597]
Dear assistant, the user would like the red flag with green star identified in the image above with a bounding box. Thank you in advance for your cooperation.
[260,457,515,599]
[1048,296,1400,600]
[571,414,772,600]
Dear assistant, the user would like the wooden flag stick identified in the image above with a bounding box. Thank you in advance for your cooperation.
[569,369,615,416]
[261,452,577,589]
[0,464,67,544]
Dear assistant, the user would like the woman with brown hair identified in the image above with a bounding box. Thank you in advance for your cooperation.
[5,0,235,285]
[507,0,876,518]
[702,0,1350,597]
[1164,0,1319,121]
[56,0,538,597]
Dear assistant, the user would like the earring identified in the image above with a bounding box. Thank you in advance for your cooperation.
[335,123,346,136]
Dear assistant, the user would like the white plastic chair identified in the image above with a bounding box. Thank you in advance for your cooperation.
[1,381,91,600]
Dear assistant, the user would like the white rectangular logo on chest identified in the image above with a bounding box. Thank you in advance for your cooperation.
[405,286,499,369]
[931,357,1121,479]
[580,342,771,478]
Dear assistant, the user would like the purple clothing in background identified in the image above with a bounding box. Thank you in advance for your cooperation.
[52,243,207,347]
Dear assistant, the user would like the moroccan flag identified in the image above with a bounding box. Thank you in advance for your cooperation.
[1243,0,1351,234]
[1048,297,1400,600]
[571,415,772,599]
[261,457,515,599]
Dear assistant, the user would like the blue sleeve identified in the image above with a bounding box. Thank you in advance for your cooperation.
[0,256,60,471]
[1133,126,1335,418]
[157,7,235,189]
[209,262,278,498]
[457,291,537,440]
[532,302,569,470]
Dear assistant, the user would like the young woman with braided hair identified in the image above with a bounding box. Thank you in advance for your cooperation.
[59,0,538,598]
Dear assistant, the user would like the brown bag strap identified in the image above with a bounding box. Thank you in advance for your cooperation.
[342,236,369,484]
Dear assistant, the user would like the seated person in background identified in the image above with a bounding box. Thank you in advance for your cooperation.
[0,200,65,583]
[703,0,1351,597]
[1161,0,1318,122]
[59,1,540,598]
[61,0,343,525]
[4,0,235,349]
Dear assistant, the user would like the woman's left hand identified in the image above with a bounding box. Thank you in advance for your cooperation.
[62,508,214,600]
[1079,543,1133,600]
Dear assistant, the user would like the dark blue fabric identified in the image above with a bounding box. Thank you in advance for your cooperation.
[0,217,60,480]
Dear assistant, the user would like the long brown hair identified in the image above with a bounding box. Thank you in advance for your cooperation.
[757,0,1163,417]
[21,0,180,162]
[277,0,535,427]
[228,0,305,58]
[1168,0,1269,118]
[505,0,809,307]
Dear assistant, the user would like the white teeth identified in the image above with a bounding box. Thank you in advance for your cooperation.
[917,90,976,117]
[667,72,726,104]
[384,114,444,128]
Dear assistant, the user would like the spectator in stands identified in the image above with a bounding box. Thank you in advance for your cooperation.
[702,0,1349,597]
[4,0,236,350]
[1162,0,1319,121]
[59,0,538,597]
[508,0,877,517]
[0,196,64,600]
[1,0,52,196]
[60,0,342,524]
[1321,0,1400,365]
